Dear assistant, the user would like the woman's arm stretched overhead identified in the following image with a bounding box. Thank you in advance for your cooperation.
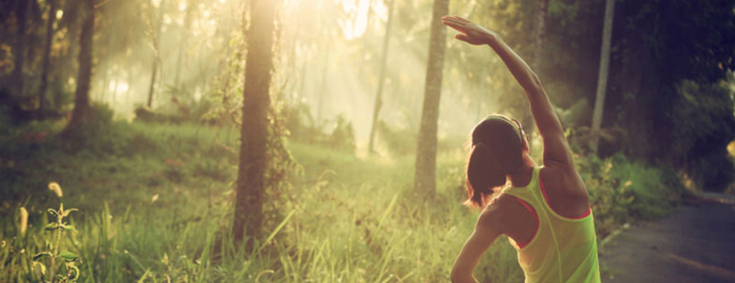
[441,16,574,169]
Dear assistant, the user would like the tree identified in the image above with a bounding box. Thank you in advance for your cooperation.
[522,0,549,145]
[367,0,395,153]
[590,0,615,154]
[59,0,82,88]
[146,0,166,108]
[38,0,57,116]
[62,0,94,135]
[11,0,32,96]
[232,0,277,251]
[414,0,449,195]
[174,0,196,89]
[531,0,548,71]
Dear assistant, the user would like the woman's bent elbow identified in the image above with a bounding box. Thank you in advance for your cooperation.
[450,268,469,283]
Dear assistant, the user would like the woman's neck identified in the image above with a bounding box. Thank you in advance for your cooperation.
[507,156,536,187]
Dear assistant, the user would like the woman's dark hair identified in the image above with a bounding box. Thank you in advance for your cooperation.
[465,115,524,208]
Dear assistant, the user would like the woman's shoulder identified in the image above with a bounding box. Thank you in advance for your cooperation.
[539,165,588,196]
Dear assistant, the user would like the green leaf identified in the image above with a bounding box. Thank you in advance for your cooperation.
[48,209,58,216]
[32,262,46,277]
[33,252,53,261]
[61,224,76,232]
[62,208,78,217]
[60,251,79,261]
[45,223,59,231]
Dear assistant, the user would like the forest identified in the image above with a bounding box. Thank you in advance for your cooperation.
[1,0,735,282]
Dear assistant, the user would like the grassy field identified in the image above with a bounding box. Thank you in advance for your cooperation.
[0,120,682,282]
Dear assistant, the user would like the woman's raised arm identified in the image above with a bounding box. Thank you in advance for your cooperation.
[442,16,574,168]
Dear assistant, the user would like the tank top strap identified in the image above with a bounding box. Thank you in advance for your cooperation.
[500,167,541,205]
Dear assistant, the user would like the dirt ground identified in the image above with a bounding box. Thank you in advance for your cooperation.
[599,193,735,283]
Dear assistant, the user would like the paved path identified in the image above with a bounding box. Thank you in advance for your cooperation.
[599,193,735,283]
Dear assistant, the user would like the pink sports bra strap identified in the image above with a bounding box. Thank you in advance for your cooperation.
[512,196,539,249]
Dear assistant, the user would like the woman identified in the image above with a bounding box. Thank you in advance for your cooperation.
[442,16,601,283]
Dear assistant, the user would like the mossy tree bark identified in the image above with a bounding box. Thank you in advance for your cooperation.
[414,0,448,196]
[232,0,277,251]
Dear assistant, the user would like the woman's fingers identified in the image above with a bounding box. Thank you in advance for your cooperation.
[454,15,471,24]
[455,34,470,43]
[442,16,464,26]
[442,20,467,33]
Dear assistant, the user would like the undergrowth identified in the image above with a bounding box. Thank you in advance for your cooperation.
[0,118,683,282]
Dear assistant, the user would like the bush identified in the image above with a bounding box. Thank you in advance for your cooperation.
[283,102,356,153]
[376,121,416,156]
[61,103,138,156]
[577,154,683,237]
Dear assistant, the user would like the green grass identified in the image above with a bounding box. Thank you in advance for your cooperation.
[0,120,679,282]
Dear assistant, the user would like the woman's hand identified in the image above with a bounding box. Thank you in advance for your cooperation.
[441,16,497,45]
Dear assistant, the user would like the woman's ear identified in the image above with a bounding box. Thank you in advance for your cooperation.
[521,134,530,153]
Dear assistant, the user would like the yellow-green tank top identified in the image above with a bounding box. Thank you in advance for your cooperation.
[501,167,601,283]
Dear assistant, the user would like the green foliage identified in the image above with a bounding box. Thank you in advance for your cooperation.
[376,120,417,156]
[577,154,683,237]
[670,80,735,191]
[3,183,83,282]
[282,102,357,154]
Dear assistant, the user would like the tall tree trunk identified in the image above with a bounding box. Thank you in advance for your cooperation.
[11,0,32,96]
[147,0,166,108]
[414,0,448,195]
[39,0,57,116]
[531,0,548,71]
[523,0,549,143]
[590,0,616,154]
[232,0,277,251]
[61,0,81,89]
[367,0,395,153]
[174,0,195,89]
[99,13,118,103]
[62,0,94,135]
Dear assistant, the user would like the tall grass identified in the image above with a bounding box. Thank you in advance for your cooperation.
[1,121,680,282]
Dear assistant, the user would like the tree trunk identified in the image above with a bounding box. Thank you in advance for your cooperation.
[11,0,32,96]
[100,13,118,102]
[174,0,195,89]
[590,0,616,154]
[523,0,549,142]
[39,0,57,116]
[531,0,548,71]
[414,0,448,196]
[61,0,81,88]
[62,0,94,135]
[367,0,395,153]
[147,0,166,108]
[232,0,277,251]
